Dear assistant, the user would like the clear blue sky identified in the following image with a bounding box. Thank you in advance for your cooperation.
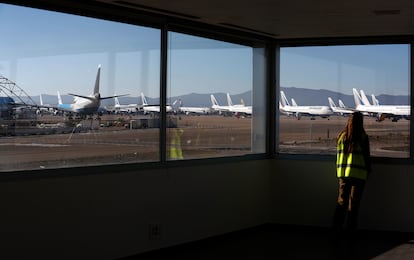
[0,3,410,100]
[0,3,251,99]
[281,45,410,96]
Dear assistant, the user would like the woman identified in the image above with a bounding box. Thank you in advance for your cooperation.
[333,112,371,233]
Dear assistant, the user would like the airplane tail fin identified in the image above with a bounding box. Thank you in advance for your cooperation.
[328,97,337,109]
[352,88,363,106]
[280,91,290,107]
[114,96,120,106]
[94,64,101,95]
[291,98,298,106]
[210,94,219,106]
[57,91,62,105]
[40,94,44,106]
[226,93,233,106]
[338,99,346,108]
[140,92,148,106]
[359,89,371,105]
[371,94,379,105]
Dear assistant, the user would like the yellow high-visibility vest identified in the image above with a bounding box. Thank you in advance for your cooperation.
[170,129,184,159]
[336,133,368,180]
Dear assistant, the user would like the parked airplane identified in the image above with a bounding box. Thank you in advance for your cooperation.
[51,65,127,116]
[210,94,231,114]
[371,94,380,106]
[279,91,333,119]
[177,99,210,115]
[328,97,354,116]
[108,96,138,114]
[226,93,252,115]
[36,94,56,115]
[353,88,410,121]
[140,92,173,113]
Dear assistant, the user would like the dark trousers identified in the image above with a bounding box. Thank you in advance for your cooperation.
[333,177,366,232]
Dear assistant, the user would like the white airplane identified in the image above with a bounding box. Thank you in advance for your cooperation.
[109,96,138,114]
[226,93,252,115]
[177,99,211,115]
[54,65,128,116]
[140,92,172,114]
[210,94,231,114]
[353,88,410,121]
[279,90,333,119]
[328,97,354,116]
[36,94,56,115]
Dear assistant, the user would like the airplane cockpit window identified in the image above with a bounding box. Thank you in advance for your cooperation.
[278,44,410,158]
[0,3,161,171]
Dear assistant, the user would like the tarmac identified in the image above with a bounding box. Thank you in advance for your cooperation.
[0,114,409,171]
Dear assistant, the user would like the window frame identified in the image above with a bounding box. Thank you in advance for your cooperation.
[2,1,413,179]
[0,1,272,178]
[275,38,414,164]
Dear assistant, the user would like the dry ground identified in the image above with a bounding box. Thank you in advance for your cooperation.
[0,114,409,171]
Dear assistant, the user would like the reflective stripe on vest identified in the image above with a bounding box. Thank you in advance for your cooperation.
[336,133,368,180]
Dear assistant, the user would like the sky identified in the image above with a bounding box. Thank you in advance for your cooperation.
[281,45,410,96]
[0,3,251,99]
[0,3,410,102]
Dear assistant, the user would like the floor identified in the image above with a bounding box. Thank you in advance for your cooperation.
[118,224,414,260]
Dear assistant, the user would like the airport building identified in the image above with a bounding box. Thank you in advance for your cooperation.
[0,0,414,259]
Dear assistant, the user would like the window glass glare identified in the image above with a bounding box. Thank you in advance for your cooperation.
[279,45,410,158]
[167,32,260,160]
[0,4,161,171]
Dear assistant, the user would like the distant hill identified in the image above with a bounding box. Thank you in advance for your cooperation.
[30,88,409,109]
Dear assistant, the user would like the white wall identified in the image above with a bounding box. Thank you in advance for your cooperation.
[270,159,414,232]
[0,160,271,259]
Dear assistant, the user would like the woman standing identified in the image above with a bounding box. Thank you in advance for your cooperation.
[333,112,371,234]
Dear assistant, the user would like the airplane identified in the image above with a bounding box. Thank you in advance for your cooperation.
[352,88,410,122]
[50,65,128,116]
[279,90,333,119]
[176,99,211,115]
[107,96,138,114]
[371,94,380,106]
[140,92,173,114]
[328,97,354,116]
[36,94,55,115]
[210,94,231,115]
[226,93,252,115]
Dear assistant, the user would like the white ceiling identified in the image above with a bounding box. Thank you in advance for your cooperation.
[96,0,414,39]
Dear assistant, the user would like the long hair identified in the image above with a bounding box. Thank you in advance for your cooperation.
[338,112,365,154]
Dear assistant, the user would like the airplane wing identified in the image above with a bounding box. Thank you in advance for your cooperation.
[99,94,129,100]
[67,93,129,101]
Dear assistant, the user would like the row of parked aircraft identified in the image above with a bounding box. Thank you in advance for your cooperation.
[31,64,409,122]
[34,64,252,117]
[280,88,410,121]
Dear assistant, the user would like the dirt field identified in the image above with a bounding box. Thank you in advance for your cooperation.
[279,115,409,157]
[0,114,409,171]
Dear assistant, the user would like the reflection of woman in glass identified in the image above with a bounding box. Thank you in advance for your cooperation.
[333,112,371,235]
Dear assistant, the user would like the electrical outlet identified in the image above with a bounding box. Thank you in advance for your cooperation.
[149,223,161,240]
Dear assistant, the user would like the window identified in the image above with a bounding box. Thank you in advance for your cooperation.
[0,3,268,172]
[278,44,410,158]
[167,32,267,160]
[0,4,161,171]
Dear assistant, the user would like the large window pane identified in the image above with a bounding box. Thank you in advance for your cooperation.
[279,44,410,158]
[167,32,266,160]
[0,4,160,171]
